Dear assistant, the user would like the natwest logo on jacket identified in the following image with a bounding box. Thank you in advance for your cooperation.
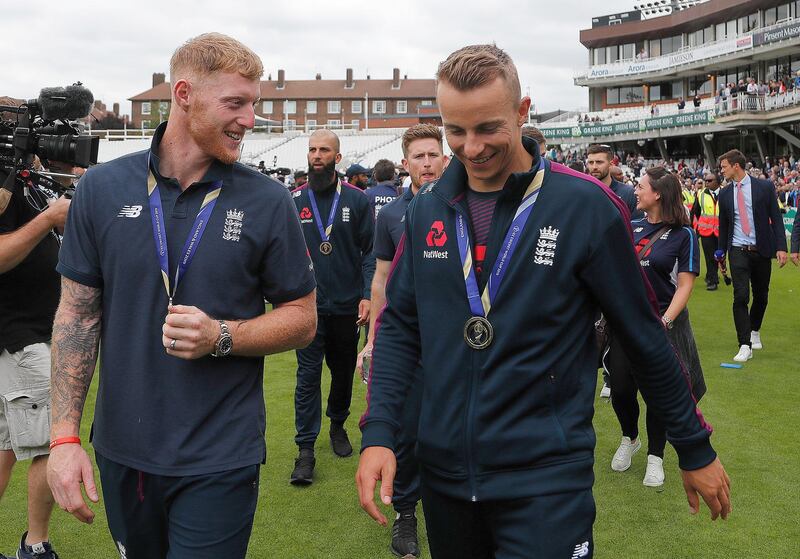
[426,220,448,247]
[299,207,313,222]
[423,220,449,259]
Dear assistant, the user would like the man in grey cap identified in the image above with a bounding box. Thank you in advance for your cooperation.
[294,169,308,188]
[347,164,370,190]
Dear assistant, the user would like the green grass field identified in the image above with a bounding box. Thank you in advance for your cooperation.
[1,264,798,558]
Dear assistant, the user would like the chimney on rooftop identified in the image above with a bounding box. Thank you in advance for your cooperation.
[346,68,354,88]
[277,69,285,89]
[392,68,400,89]
[152,72,165,87]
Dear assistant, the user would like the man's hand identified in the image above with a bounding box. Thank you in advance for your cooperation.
[791,252,799,266]
[162,305,219,359]
[680,457,731,520]
[356,341,373,379]
[776,251,788,267]
[357,298,371,326]
[46,443,99,524]
[355,446,396,526]
[45,197,71,231]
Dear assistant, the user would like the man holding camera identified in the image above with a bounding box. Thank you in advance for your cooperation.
[0,160,74,559]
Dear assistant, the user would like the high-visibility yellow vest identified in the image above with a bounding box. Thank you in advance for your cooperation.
[682,189,696,212]
[696,189,719,237]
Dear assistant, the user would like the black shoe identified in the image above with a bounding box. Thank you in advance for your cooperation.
[330,423,353,457]
[391,510,420,558]
[707,283,718,291]
[290,448,315,486]
[17,532,59,559]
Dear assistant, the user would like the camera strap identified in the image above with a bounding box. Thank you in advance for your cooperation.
[146,154,222,307]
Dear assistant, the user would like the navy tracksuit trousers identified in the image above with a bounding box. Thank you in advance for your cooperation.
[295,314,359,448]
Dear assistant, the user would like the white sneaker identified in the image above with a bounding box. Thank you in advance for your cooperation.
[600,382,611,399]
[643,455,665,487]
[750,331,762,350]
[611,436,641,472]
[733,344,753,362]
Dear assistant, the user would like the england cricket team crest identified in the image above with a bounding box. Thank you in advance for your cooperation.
[534,226,559,266]
[223,209,244,242]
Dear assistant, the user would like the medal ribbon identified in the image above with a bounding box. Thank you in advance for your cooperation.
[308,179,342,243]
[147,156,222,304]
[455,162,544,318]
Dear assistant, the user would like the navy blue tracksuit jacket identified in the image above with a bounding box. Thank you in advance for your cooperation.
[292,180,374,314]
[360,139,716,502]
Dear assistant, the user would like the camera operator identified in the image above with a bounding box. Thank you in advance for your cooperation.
[0,160,78,559]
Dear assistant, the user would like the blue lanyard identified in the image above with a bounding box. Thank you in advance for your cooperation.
[307,179,341,242]
[455,161,544,317]
[147,155,221,305]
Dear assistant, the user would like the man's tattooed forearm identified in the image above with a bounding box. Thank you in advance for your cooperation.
[51,279,102,429]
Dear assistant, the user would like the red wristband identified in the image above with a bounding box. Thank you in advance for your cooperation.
[49,436,81,450]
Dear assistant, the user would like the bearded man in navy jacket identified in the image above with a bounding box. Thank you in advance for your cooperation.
[356,44,731,559]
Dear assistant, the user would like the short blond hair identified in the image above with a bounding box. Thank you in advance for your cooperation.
[436,44,521,102]
[401,124,443,158]
[170,33,263,82]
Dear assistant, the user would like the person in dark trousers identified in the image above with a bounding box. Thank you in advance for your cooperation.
[791,209,800,266]
[290,129,375,485]
[607,167,706,488]
[46,33,317,559]
[365,159,401,220]
[717,149,787,363]
[0,159,77,559]
[356,124,448,559]
[356,44,731,559]
[586,143,643,220]
[691,172,721,290]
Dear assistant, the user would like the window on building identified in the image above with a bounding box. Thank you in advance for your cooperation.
[262,100,273,114]
[396,100,408,114]
[328,119,341,127]
[351,100,362,114]
[606,45,619,63]
[351,119,360,129]
[793,1,800,18]
[327,100,341,114]
[725,19,737,38]
[649,39,661,58]
[284,119,296,130]
[661,35,682,55]
[716,22,726,40]
[606,86,643,105]
[141,120,151,128]
[764,7,778,26]
[690,75,712,95]
[649,81,684,101]
[421,99,434,106]
[606,88,619,105]
[306,119,317,129]
[141,102,151,115]
[777,2,790,21]
[621,43,635,60]
[373,100,386,114]
[284,100,296,114]
[306,101,317,114]
[738,14,758,33]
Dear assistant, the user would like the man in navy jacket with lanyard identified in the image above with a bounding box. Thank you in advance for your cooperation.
[356,44,731,559]
[717,149,787,362]
[291,130,374,485]
[46,33,317,559]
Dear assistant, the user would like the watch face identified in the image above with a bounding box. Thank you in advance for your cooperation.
[217,334,233,356]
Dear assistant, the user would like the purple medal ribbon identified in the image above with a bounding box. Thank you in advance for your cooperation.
[307,180,342,243]
[147,155,222,304]
[455,160,543,318]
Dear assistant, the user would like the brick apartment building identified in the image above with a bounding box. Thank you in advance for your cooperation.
[129,69,440,130]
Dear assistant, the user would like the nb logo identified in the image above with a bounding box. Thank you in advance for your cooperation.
[571,541,590,558]
[117,205,142,218]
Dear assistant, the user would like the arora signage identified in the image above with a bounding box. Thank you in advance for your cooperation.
[753,21,800,46]
[541,110,715,140]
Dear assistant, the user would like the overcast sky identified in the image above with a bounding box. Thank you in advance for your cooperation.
[5,0,637,116]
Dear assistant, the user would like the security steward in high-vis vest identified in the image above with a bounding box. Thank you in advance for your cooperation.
[291,129,375,486]
[691,172,721,290]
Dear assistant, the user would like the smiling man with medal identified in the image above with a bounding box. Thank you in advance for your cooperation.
[357,45,731,559]
[290,130,374,486]
[47,34,316,559]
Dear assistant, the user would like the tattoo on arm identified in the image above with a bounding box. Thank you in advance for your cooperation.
[51,278,103,431]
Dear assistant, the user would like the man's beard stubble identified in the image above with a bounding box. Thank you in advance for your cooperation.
[307,160,337,191]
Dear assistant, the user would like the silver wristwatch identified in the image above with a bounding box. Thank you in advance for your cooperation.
[662,316,674,330]
[211,320,233,357]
